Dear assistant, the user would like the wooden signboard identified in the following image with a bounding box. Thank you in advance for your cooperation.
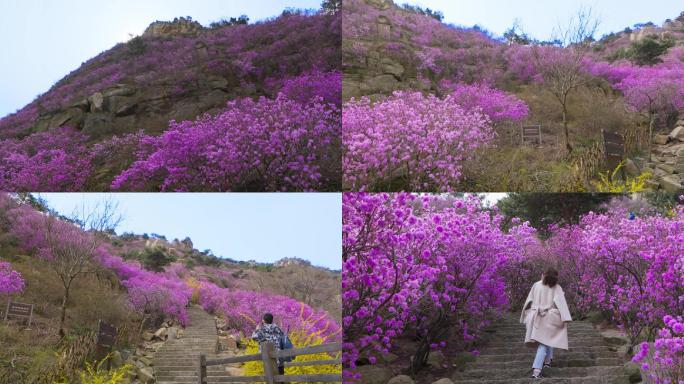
[94,320,117,367]
[602,130,625,171]
[521,124,542,145]
[4,300,33,326]
[96,320,117,350]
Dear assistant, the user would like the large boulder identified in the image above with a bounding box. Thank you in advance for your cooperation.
[427,350,446,368]
[143,17,204,38]
[388,375,414,384]
[670,126,684,142]
[48,108,84,129]
[660,176,684,193]
[432,379,455,384]
[137,367,154,384]
[153,326,168,340]
[102,84,136,98]
[88,92,104,112]
[623,158,640,177]
[105,96,138,116]
[352,365,393,384]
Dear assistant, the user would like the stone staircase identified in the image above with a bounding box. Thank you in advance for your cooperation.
[154,306,244,384]
[452,314,630,384]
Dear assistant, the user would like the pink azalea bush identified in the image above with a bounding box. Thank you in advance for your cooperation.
[198,283,341,342]
[111,94,340,192]
[0,127,93,191]
[541,207,684,346]
[98,250,193,325]
[343,92,495,191]
[438,82,530,123]
[0,261,25,295]
[632,315,684,384]
[342,193,537,373]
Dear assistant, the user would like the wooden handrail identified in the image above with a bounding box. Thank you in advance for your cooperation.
[198,341,342,383]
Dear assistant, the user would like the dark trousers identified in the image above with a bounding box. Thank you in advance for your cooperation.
[278,366,285,375]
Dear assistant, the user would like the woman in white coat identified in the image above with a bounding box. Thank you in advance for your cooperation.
[520,267,572,379]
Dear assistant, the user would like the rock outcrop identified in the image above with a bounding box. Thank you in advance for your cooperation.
[639,121,684,193]
[30,78,234,138]
[143,17,204,38]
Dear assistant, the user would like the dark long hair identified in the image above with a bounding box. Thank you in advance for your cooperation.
[543,267,558,287]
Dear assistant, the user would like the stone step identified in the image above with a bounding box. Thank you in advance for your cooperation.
[469,357,622,370]
[452,375,630,384]
[485,339,607,348]
[482,346,614,355]
[454,366,626,380]
[489,327,597,334]
[476,351,617,362]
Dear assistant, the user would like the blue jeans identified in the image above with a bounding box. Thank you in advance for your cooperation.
[533,343,554,369]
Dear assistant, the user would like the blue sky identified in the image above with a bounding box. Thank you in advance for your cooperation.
[405,0,682,42]
[36,193,342,270]
[0,0,323,118]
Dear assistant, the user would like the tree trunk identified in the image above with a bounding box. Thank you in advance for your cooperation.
[58,282,71,338]
[648,114,655,162]
[562,106,573,154]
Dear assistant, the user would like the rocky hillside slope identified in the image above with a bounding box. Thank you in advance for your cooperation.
[0,11,340,140]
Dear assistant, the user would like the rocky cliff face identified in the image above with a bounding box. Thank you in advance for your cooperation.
[33,74,236,138]
[143,17,204,38]
[343,0,422,99]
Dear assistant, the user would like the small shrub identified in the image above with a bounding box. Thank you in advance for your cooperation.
[591,163,652,192]
[127,36,147,56]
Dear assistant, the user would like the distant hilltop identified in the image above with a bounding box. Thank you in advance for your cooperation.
[143,16,204,38]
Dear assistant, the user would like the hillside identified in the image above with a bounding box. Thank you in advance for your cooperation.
[0,194,341,383]
[0,7,341,192]
[342,0,684,193]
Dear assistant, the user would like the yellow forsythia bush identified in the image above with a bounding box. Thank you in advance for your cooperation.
[186,277,201,304]
[243,305,341,383]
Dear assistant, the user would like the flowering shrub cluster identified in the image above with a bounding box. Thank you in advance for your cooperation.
[111,93,340,191]
[344,193,683,382]
[632,314,684,384]
[98,250,193,325]
[0,72,341,192]
[343,92,497,191]
[438,82,530,123]
[199,283,340,342]
[342,193,536,374]
[0,10,341,192]
[0,127,92,191]
[540,205,684,346]
[0,261,25,295]
[1,194,339,343]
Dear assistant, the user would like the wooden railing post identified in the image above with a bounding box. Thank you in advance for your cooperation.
[261,342,277,384]
[198,354,206,384]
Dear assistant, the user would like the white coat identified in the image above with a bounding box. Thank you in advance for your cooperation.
[519,280,573,350]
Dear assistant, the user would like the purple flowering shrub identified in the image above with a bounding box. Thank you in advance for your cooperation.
[0,127,93,192]
[343,92,498,191]
[540,207,684,347]
[632,315,684,383]
[198,283,341,342]
[438,82,530,123]
[343,193,684,381]
[342,193,537,373]
[111,94,341,191]
[0,261,25,295]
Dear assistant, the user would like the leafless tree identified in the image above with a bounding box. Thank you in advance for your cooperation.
[536,7,600,154]
[41,198,123,338]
